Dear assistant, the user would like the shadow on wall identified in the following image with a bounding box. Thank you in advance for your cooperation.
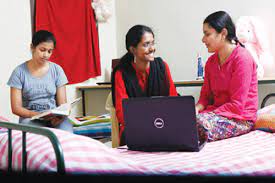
[104,68,111,82]
[30,0,35,34]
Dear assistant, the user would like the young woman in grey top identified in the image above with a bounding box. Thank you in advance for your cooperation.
[7,30,73,132]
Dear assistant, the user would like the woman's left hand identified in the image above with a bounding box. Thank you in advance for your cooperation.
[46,116,65,127]
[45,116,65,127]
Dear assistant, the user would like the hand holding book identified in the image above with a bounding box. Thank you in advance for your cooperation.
[31,97,81,122]
[42,115,66,127]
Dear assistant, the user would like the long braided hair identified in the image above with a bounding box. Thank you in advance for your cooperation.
[203,11,245,47]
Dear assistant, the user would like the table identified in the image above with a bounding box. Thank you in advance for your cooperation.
[76,78,275,116]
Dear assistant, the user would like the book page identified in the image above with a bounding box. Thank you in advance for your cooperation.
[55,103,71,112]
[31,97,81,120]
[37,112,67,121]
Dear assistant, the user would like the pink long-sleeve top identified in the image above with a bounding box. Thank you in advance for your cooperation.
[197,45,258,122]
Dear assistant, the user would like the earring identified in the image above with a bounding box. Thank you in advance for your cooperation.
[134,56,137,63]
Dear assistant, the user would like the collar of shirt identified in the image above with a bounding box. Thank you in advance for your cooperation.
[213,45,240,69]
[131,61,150,76]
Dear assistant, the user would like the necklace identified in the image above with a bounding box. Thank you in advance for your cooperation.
[218,44,236,65]
[218,53,230,65]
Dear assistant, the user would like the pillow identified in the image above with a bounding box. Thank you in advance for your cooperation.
[73,122,111,138]
[255,104,275,132]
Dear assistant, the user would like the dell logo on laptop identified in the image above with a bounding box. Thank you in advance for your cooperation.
[154,118,164,128]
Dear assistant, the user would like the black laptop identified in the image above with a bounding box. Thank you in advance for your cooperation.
[122,96,206,152]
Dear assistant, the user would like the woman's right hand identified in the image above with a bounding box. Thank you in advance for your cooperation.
[195,106,199,115]
[195,103,204,115]
[31,111,40,117]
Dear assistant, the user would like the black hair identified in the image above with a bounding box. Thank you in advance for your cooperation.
[31,30,56,48]
[119,24,154,65]
[111,25,155,107]
[203,11,244,47]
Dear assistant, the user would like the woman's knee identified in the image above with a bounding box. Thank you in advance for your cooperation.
[56,118,73,133]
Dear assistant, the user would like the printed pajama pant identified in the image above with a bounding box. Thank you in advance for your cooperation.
[197,112,254,142]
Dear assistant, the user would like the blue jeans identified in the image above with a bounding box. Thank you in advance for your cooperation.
[19,117,73,133]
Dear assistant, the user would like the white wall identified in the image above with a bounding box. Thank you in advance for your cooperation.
[1,1,275,122]
[0,1,32,122]
[115,0,275,106]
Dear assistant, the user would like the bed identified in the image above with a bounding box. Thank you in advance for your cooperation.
[0,122,275,177]
[0,107,275,180]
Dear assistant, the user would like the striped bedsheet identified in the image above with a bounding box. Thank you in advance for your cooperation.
[0,128,150,175]
[0,128,274,176]
[117,130,275,176]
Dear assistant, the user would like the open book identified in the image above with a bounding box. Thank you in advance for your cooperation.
[31,97,82,121]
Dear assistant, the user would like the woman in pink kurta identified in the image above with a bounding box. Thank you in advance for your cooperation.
[196,11,258,142]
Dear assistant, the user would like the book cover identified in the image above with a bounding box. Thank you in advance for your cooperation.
[68,114,111,127]
[31,97,82,121]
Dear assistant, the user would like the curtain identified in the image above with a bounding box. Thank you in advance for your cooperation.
[35,0,101,84]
